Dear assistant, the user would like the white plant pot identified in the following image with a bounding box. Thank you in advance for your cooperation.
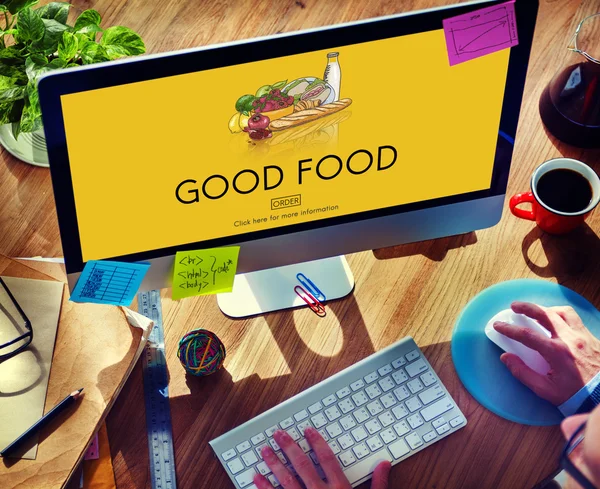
[0,124,49,167]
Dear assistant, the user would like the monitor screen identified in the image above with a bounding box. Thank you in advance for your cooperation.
[60,29,510,263]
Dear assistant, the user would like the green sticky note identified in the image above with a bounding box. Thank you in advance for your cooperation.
[172,247,240,300]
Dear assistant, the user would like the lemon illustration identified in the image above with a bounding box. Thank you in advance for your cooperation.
[228,113,242,133]
[239,113,250,131]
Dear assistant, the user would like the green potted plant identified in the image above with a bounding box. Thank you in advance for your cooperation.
[0,1,145,166]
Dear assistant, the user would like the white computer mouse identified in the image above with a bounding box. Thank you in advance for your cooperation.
[485,309,552,375]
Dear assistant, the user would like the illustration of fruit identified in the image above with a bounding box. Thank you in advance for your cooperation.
[228,113,243,133]
[235,94,256,115]
[239,113,250,131]
[248,113,270,131]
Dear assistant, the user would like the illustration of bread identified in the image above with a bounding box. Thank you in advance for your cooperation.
[294,99,321,112]
[270,99,352,131]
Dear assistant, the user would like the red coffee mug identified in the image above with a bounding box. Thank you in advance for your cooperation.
[509,158,600,234]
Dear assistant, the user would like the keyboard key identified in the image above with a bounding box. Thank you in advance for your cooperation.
[280,417,294,430]
[227,457,245,474]
[365,419,382,434]
[269,438,281,451]
[338,433,355,450]
[340,415,357,431]
[326,421,343,438]
[432,417,446,429]
[420,371,436,386]
[276,452,287,464]
[336,386,352,399]
[311,413,328,429]
[344,450,394,484]
[298,439,311,453]
[450,416,464,428]
[366,384,382,399]
[420,397,454,421]
[378,411,395,427]
[419,384,444,405]
[393,386,410,401]
[350,379,365,391]
[405,350,419,362]
[352,391,369,407]
[378,376,395,392]
[366,400,384,416]
[353,407,370,424]
[393,420,410,437]
[268,474,281,487]
[222,449,236,461]
[351,426,369,442]
[405,432,424,450]
[436,423,451,435]
[388,439,410,459]
[308,402,323,414]
[423,431,437,442]
[242,450,258,466]
[294,410,309,422]
[286,427,300,441]
[251,433,266,445]
[353,442,370,459]
[318,429,329,441]
[378,364,393,376]
[407,413,424,429]
[325,406,342,421]
[235,468,257,487]
[392,357,407,369]
[392,404,408,420]
[256,461,271,475]
[236,441,252,453]
[338,398,355,414]
[405,397,423,413]
[297,420,312,435]
[328,440,341,454]
[407,378,424,394]
[364,371,379,384]
[255,443,269,460]
[266,425,278,437]
[367,435,385,451]
[405,358,427,377]
[379,427,397,444]
[380,393,397,409]
[322,394,337,406]
[339,450,357,467]
[392,369,408,385]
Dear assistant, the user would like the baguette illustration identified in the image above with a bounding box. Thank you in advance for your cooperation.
[270,98,352,131]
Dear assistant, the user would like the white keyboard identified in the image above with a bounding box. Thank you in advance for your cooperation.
[210,337,466,488]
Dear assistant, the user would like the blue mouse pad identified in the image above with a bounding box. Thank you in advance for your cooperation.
[451,279,600,426]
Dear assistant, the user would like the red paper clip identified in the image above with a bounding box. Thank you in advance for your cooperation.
[294,285,326,317]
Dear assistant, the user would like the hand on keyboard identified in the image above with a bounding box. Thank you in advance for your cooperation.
[494,302,600,405]
[253,427,391,489]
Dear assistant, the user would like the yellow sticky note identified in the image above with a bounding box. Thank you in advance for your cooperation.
[172,247,240,299]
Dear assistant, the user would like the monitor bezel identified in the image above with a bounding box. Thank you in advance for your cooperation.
[39,0,539,273]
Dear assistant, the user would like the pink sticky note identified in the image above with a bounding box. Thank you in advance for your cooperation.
[443,0,518,66]
[84,433,100,460]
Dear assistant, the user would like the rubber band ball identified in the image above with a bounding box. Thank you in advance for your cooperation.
[177,329,226,376]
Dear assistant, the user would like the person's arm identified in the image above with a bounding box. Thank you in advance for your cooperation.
[493,302,600,412]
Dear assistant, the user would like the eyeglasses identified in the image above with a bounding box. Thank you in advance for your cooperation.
[567,13,600,65]
[0,277,33,362]
[560,421,596,489]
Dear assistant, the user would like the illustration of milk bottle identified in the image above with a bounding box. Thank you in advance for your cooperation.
[324,52,341,102]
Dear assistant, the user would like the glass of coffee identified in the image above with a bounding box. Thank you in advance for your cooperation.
[539,14,600,148]
[509,158,600,234]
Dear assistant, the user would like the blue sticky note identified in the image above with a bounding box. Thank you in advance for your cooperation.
[70,260,150,306]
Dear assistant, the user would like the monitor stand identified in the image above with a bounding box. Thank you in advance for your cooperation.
[216,256,355,318]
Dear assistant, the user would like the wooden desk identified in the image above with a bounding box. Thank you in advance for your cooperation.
[1,0,600,488]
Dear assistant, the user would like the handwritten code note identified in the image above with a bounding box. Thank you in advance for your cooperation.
[443,0,518,66]
[172,247,240,300]
[70,260,150,306]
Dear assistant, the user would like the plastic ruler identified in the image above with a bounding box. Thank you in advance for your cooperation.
[138,290,178,489]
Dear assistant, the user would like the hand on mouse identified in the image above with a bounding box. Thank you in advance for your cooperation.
[493,301,600,405]
[253,427,391,489]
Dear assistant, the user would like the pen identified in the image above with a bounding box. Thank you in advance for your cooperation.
[0,388,84,458]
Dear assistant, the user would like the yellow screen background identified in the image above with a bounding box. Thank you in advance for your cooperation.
[61,29,509,261]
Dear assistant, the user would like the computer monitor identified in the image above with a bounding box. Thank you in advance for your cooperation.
[39,0,538,316]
